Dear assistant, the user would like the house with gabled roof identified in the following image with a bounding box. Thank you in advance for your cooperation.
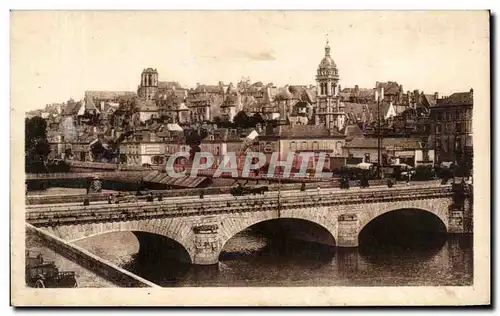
[344,137,434,166]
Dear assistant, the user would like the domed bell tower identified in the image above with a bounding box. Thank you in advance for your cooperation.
[315,39,345,131]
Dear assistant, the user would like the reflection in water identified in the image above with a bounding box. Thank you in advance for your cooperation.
[103,229,472,287]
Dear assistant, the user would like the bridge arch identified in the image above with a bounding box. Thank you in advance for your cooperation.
[217,208,337,257]
[357,198,450,234]
[46,219,196,263]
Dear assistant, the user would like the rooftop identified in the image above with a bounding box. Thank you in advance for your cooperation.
[344,137,424,149]
[270,124,344,138]
[434,90,473,107]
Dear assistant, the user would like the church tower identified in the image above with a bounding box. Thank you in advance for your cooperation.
[138,68,159,100]
[315,40,345,131]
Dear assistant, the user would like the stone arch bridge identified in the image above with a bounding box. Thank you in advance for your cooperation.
[27,185,471,265]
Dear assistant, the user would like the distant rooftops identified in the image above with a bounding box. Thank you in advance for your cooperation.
[434,89,473,107]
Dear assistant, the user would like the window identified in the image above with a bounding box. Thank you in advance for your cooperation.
[336,141,342,151]
[455,111,460,120]
[435,124,441,134]
[423,150,429,162]
[455,122,462,133]
[290,141,296,151]
[313,141,319,150]
[302,141,308,150]
[455,137,462,150]
[443,139,448,152]
[364,153,371,163]
[437,112,443,121]
[436,138,441,150]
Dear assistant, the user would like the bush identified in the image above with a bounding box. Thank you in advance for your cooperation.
[413,165,435,181]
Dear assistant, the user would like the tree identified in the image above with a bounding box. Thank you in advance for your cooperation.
[185,130,202,161]
[90,141,106,161]
[64,148,73,158]
[233,111,250,128]
[213,116,222,125]
[25,116,51,173]
[250,113,265,127]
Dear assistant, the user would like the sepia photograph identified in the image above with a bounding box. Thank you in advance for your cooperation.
[10,10,490,306]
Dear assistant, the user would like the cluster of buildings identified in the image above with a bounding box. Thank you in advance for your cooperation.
[27,41,473,173]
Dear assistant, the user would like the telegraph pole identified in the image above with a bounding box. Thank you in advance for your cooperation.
[376,89,383,178]
[377,95,381,169]
[277,140,281,217]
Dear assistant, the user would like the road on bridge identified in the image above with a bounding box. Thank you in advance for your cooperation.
[26,180,448,213]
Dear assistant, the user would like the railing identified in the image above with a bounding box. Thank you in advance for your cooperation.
[26,178,395,205]
[25,171,147,181]
[26,186,453,226]
[65,160,154,171]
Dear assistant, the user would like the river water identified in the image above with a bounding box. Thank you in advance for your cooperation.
[74,229,473,287]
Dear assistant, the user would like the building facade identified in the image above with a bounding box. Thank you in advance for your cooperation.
[256,124,345,172]
[429,89,473,169]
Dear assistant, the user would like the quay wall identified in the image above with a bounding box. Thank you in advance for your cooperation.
[26,223,160,288]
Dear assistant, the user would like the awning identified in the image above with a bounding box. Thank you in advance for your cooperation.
[356,162,374,170]
[143,171,208,188]
[395,150,415,158]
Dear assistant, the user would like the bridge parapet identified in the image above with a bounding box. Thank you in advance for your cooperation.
[27,186,453,227]
[26,179,433,205]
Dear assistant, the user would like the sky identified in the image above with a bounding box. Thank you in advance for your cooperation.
[11,11,489,111]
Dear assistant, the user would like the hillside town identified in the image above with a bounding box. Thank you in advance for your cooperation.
[25,41,473,177]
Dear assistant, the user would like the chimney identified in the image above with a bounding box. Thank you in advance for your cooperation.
[470,88,474,93]
[434,92,439,100]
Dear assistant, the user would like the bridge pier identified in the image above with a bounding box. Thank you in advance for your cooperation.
[337,214,359,247]
[448,207,466,233]
[192,224,221,265]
